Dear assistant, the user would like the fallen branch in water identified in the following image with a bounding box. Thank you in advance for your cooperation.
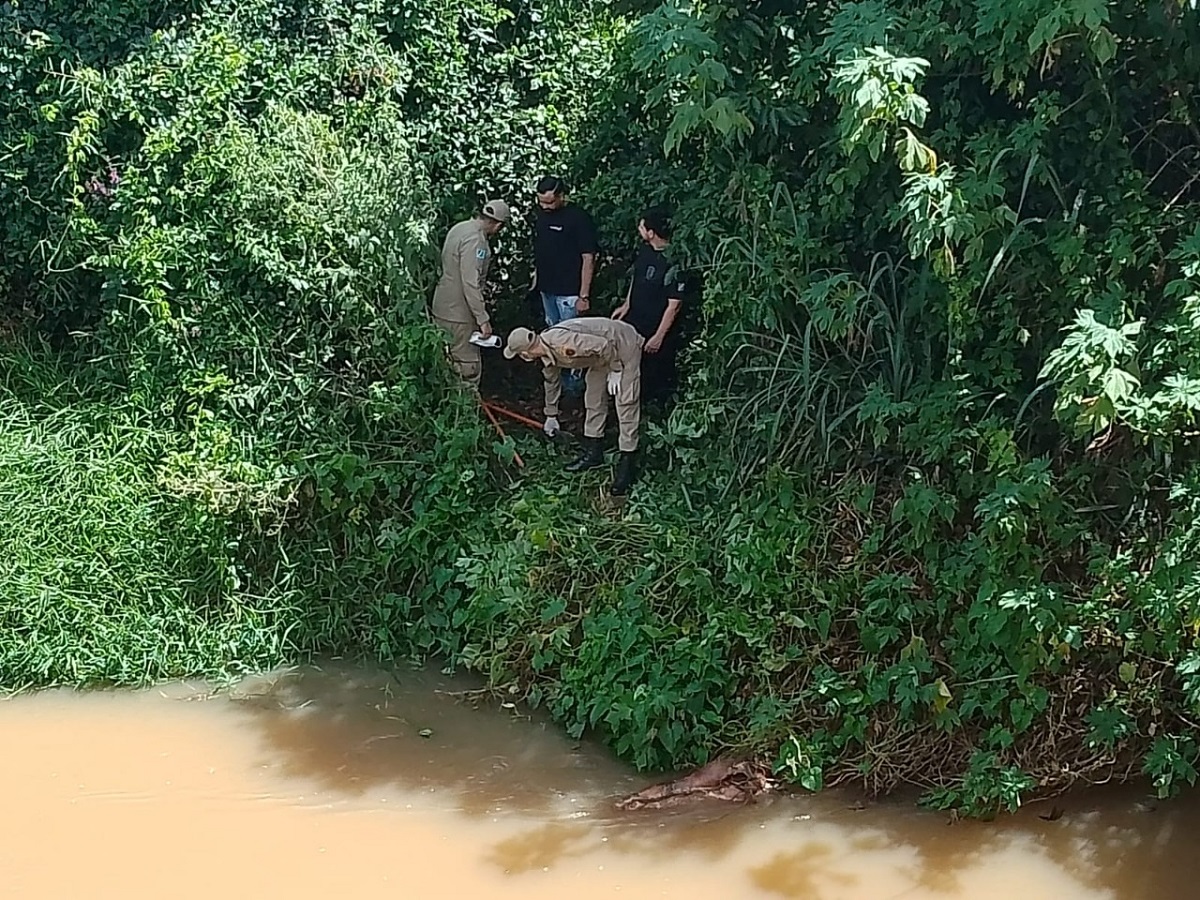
[616,757,776,811]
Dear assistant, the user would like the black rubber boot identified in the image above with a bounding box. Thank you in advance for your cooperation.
[565,437,605,472]
[610,451,637,496]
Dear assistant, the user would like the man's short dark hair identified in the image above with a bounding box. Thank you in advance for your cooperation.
[535,175,568,195]
[640,206,672,240]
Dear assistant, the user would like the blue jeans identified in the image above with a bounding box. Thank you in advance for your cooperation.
[541,292,583,394]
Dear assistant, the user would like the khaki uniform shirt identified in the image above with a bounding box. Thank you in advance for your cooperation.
[539,317,644,418]
[431,218,492,326]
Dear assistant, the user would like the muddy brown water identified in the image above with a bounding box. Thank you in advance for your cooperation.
[2,663,1197,899]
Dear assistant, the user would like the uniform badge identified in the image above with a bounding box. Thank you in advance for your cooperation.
[476,247,488,260]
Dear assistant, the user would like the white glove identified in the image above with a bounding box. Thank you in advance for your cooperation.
[543,416,560,437]
[469,332,500,348]
[606,371,621,396]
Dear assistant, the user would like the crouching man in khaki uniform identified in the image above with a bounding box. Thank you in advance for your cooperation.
[431,199,511,388]
[504,317,644,495]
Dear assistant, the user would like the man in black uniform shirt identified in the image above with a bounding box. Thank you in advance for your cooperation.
[531,176,600,401]
[611,206,686,405]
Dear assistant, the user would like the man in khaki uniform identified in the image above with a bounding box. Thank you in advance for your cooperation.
[504,317,644,495]
[431,199,511,387]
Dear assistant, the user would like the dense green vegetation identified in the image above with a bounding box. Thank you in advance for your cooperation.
[4,0,1200,817]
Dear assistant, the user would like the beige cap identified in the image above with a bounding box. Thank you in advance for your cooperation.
[482,199,511,223]
[503,327,536,359]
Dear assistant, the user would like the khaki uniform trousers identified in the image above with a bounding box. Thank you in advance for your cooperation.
[434,315,480,388]
[583,363,641,452]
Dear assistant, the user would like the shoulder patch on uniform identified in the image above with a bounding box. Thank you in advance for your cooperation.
[476,247,488,260]
[564,347,576,357]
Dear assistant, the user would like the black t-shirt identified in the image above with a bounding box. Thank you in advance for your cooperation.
[626,245,686,339]
[533,205,600,296]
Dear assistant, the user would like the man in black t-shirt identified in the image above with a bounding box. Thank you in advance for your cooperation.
[611,206,686,404]
[531,176,599,398]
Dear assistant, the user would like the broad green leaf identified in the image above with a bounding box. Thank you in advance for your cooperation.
[1101,367,1139,403]
[1090,26,1117,64]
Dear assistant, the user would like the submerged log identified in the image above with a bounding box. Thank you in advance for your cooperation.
[616,758,775,811]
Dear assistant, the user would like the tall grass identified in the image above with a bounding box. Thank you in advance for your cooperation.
[0,344,302,691]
